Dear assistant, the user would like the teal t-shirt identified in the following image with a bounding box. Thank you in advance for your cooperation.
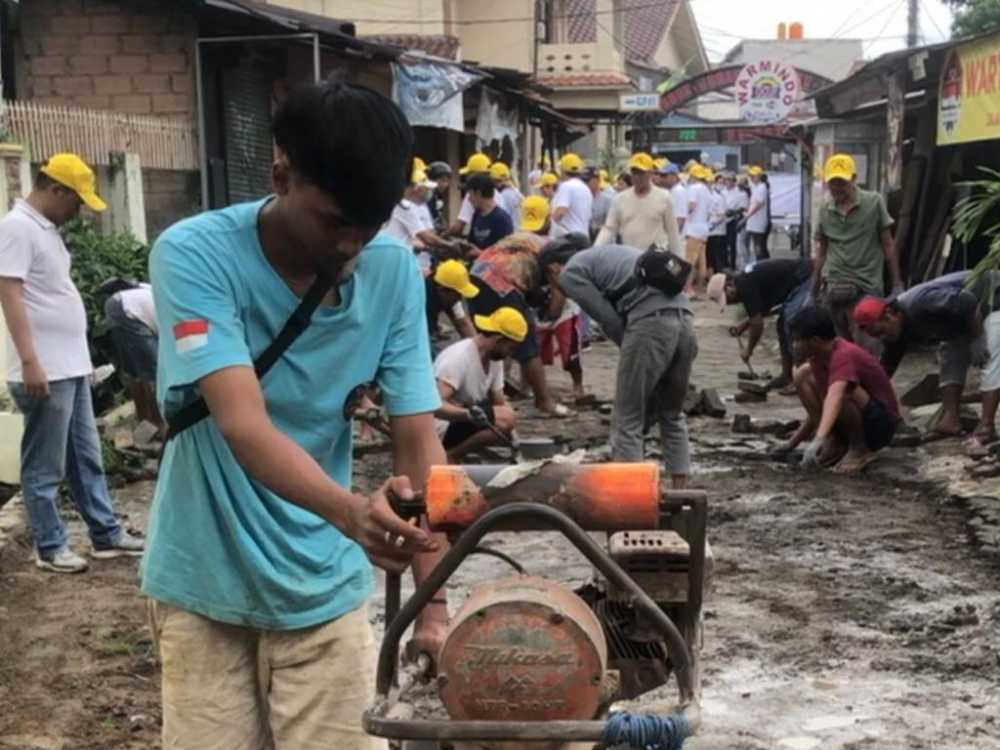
[140,199,440,629]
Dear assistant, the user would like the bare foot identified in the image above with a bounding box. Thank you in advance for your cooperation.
[832,451,877,474]
[933,419,964,437]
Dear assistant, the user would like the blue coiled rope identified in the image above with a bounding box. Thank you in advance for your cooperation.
[600,712,693,750]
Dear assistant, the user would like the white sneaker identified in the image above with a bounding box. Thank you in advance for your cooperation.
[35,546,89,573]
[91,531,145,559]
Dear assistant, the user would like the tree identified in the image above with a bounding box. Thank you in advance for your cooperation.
[946,0,1000,39]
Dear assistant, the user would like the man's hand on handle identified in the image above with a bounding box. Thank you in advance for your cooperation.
[22,360,49,399]
[346,477,438,573]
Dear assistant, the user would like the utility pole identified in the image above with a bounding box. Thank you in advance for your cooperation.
[906,0,920,48]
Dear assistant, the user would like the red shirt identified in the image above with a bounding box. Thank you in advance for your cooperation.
[810,338,900,419]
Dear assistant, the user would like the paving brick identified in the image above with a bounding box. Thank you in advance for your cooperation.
[40,35,81,55]
[133,73,170,94]
[152,93,189,114]
[53,75,94,96]
[121,34,160,55]
[31,56,68,76]
[110,55,149,74]
[51,15,90,35]
[112,94,152,114]
[90,14,130,34]
[69,54,110,76]
[74,95,112,110]
[83,1,126,14]
[86,35,123,54]
[149,53,187,74]
[94,75,133,95]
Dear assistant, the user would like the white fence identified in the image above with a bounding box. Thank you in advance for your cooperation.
[4,100,198,171]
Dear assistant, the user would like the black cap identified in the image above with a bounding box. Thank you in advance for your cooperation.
[427,161,452,179]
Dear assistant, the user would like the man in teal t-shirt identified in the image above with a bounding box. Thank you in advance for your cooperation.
[141,81,447,750]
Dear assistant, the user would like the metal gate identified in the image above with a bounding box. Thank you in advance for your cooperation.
[222,63,274,204]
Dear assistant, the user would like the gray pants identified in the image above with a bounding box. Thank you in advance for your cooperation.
[611,310,697,476]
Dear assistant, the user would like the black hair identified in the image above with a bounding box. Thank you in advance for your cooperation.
[35,171,58,190]
[466,173,495,199]
[538,233,590,271]
[272,80,413,227]
[617,172,633,187]
[789,305,836,342]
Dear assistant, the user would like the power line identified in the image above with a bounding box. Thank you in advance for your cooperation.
[863,0,908,57]
[920,0,948,40]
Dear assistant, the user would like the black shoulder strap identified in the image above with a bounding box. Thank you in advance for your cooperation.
[163,272,334,444]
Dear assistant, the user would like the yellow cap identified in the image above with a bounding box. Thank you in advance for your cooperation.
[691,164,709,181]
[824,153,856,183]
[539,172,559,188]
[628,152,654,172]
[520,195,550,233]
[558,152,585,174]
[599,169,610,189]
[40,153,106,212]
[489,162,511,181]
[413,156,427,174]
[474,306,528,343]
[653,157,668,171]
[748,165,765,177]
[411,168,437,189]
[433,260,480,299]
[459,153,492,175]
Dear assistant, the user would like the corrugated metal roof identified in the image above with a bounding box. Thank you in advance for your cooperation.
[364,34,461,60]
[566,0,680,65]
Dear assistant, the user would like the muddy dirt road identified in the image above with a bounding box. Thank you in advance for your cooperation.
[1,300,998,749]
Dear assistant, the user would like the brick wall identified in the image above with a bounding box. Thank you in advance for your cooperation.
[142,169,201,239]
[18,0,197,119]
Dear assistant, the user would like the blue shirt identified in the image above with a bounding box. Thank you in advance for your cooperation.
[140,199,440,629]
[469,205,514,249]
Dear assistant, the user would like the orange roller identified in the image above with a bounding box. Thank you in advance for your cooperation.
[424,463,661,532]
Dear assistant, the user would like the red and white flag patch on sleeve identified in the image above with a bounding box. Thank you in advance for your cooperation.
[173,319,209,354]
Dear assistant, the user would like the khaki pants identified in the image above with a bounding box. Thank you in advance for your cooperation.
[148,600,385,750]
[684,236,707,290]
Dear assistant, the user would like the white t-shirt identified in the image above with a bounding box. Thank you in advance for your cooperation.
[0,200,92,382]
[685,182,712,240]
[537,298,581,331]
[709,191,727,237]
[723,186,749,212]
[119,283,158,333]
[670,184,688,221]
[595,187,680,255]
[382,200,425,246]
[415,202,435,231]
[497,186,523,230]
[433,338,503,438]
[458,194,475,225]
[550,177,593,237]
[746,182,769,233]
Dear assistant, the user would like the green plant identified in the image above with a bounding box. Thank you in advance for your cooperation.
[63,217,150,363]
[952,167,1000,285]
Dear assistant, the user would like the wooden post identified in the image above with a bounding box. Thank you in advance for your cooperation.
[107,151,148,244]
[885,72,905,193]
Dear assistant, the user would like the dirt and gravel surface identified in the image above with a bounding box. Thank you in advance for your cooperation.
[1,298,998,750]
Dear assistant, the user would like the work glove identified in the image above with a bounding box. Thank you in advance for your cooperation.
[801,438,823,467]
[467,405,492,428]
[970,338,990,369]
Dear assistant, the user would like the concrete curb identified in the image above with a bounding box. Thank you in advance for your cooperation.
[0,494,26,554]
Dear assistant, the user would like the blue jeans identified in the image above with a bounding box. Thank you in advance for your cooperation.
[8,377,121,555]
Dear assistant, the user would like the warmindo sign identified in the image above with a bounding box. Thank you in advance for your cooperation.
[938,35,1000,146]
[735,59,803,124]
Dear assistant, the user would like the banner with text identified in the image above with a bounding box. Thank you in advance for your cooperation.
[938,35,1000,146]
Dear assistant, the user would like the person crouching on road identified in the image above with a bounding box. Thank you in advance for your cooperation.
[433,307,524,462]
[853,270,1000,450]
[707,257,814,393]
[539,240,696,489]
[142,81,448,750]
[779,305,901,473]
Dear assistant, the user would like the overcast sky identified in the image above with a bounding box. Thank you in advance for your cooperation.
[692,0,955,62]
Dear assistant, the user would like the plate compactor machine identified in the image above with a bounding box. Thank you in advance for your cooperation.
[363,461,713,749]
